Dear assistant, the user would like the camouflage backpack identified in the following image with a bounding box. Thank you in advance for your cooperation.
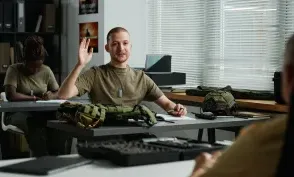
[56,102,158,128]
[202,90,237,116]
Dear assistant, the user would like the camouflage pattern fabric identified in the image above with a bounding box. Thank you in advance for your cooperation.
[202,90,237,116]
[186,85,274,100]
[57,102,157,128]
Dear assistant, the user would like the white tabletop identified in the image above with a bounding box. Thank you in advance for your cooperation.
[0,155,195,177]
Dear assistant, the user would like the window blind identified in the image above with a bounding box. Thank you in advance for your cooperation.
[203,0,280,91]
[147,0,294,91]
[147,0,205,86]
[279,0,294,68]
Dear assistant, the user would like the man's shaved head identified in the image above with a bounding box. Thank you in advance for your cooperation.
[106,27,129,43]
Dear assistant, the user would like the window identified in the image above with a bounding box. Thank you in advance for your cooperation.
[147,0,294,91]
[280,0,294,65]
[147,0,205,86]
[204,0,280,90]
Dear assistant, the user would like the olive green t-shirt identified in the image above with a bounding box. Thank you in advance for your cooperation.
[202,117,287,177]
[75,64,164,106]
[4,63,59,96]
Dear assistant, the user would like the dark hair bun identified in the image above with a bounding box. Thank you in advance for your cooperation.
[25,35,44,47]
[24,35,46,61]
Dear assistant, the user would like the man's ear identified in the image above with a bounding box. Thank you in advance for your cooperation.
[105,44,109,52]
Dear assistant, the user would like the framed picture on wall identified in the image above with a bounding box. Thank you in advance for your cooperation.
[79,22,99,53]
[79,0,98,15]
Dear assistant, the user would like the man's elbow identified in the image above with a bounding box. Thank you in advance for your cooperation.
[57,90,76,100]
[57,91,69,100]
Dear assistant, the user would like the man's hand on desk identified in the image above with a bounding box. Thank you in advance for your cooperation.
[190,151,222,177]
[168,103,187,117]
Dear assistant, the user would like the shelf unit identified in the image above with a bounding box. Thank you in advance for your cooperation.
[0,0,62,89]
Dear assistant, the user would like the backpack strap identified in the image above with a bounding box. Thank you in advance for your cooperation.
[134,105,157,126]
[58,102,157,128]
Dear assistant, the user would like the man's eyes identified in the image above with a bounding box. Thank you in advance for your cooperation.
[112,42,129,46]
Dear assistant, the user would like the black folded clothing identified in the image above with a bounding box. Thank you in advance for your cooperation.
[186,85,274,100]
[77,138,226,166]
[148,139,225,160]
[77,140,179,166]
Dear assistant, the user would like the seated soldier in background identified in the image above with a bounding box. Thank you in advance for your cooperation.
[58,27,187,116]
[3,35,67,157]
[189,34,294,177]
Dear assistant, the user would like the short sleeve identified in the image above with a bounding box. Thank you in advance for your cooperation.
[143,73,164,101]
[75,67,96,96]
[47,68,59,91]
[201,118,286,177]
[4,66,18,88]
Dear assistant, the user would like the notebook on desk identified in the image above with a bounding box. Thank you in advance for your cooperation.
[156,114,195,121]
[0,156,92,175]
[36,100,67,104]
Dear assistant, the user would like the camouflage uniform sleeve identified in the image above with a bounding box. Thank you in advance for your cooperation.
[200,118,285,177]
[4,66,18,88]
[143,73,164,101]
[75,67,96,96]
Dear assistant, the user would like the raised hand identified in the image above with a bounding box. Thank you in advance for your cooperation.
[78,38,94,66]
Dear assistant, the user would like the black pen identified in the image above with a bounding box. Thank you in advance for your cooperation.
[164,120,175,123]
[157,116,175,123]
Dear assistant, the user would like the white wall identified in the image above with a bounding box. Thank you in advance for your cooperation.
[104,0,147,68]
[63,0,147,75]
[65,0,105,73]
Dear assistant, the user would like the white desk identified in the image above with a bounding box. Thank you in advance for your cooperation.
[47,117,268,138]
[0,155,194,177]
[0,100,90,112]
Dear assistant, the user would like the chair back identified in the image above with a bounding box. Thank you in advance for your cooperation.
[0,92,24,134]
[0,92,7,102]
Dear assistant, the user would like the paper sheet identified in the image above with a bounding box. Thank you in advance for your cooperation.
[156,114,195,121]
[36,100,67,104]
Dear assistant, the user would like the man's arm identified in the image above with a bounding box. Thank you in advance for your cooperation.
[58,38,93,100]
[155,95,187,116]
[143,73,187,116]
[57,64,83,99]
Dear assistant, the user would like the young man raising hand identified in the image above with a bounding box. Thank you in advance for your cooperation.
[58,27,187,116]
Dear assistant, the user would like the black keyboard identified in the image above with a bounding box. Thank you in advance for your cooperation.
[149,140,212,150]
[148,140,225,160]
[77,140,180,166]
[100,141,173,154]
[77,139,226,165]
